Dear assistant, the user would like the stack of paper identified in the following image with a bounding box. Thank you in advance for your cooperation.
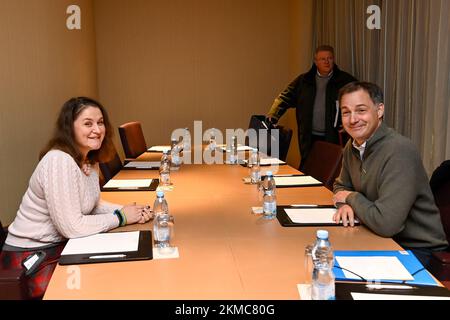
[284,208,337,224]
[259,158,286,165]
[61,231,140,255]
[273,175,321,186]
[103,179,153,189]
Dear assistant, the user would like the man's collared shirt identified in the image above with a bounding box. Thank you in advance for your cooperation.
[352,140,367,159]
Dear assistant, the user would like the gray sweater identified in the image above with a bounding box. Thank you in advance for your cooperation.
[334,123,448,249]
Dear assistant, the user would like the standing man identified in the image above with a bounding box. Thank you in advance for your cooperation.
[333,82,448,267]
[266,45,356,168]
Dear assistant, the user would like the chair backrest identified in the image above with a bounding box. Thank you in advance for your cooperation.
[430,160,450,244]
[118,121,147,158]
[99,147,123,185]
[302,141,343,190]
[278,126,293,162]
[246,115,292,161]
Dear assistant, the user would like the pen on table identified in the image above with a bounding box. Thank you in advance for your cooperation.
[88,254,127,259]
[366,284,416,290]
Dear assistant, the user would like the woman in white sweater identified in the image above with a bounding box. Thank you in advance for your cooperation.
[0,97,152,299]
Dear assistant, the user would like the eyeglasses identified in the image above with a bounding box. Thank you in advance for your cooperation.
[316,57,334,63]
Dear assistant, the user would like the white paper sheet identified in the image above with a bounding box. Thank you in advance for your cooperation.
[351,292,450,300]
[236,146,253,151]
[284,208,337,224]
[124,161,160,169]
[259,158,286,165]
[61,231,140,255]
[273,175,321,186]
[219,145,253,151]
[103,179,153,189]
[148,145,171,152]
[335,256,414,280]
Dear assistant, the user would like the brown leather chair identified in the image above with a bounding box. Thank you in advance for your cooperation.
[0,220,29,300]
[301,141,343,190]
[428,161,450,283]
[99,147,123,186]
[118,121,148,159]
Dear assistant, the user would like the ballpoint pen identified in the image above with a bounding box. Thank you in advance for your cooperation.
[88,254,127,259]
[366,284,416,290]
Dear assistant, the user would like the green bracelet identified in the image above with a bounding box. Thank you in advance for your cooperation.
[120,208,127,226]
[114,209,126,227]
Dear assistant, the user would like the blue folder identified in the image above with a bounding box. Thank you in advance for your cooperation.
[332,250,438,286]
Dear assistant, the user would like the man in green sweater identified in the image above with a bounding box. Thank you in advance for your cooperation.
[332,81,448,267]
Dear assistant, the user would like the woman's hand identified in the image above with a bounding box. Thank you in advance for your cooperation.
[122,204,153,225]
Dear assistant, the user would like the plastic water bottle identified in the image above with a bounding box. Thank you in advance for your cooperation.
[229,135,238,164]
[170,138,182,169]
[262,171,276,219]
[152,191,174,248]
[249,148,261,184]
[209,128,217,151]
[159,150,171,186]
[183,128,191,152]
[311,230,335,300]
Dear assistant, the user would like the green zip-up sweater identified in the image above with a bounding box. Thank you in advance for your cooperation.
[334,122,448,249]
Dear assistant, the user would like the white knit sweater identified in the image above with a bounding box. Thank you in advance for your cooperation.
[6,150,121,249]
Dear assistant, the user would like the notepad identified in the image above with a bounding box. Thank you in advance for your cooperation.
[335,256,414,281]
[284,208,337,224]
[103,179,153,189]
[273,175,321,186]
[124,161,160,169]
[333,250,438,286]
[335,282,450,300]
[148,145,171,152]
[350,292,450,300]
[61,231,140,255]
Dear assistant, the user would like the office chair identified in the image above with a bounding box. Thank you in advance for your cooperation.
[247,115,293,161]
[301,141,343,190]
[0,219,29,300]
[118,121,148,159]
[99,147,123,186]
[428,161,450,285]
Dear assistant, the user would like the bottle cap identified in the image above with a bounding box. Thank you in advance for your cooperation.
[156,191,164,197]
[317,230,329,239]
[266,171,273,176]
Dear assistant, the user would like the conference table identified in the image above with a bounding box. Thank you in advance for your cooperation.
[44,147,401,300]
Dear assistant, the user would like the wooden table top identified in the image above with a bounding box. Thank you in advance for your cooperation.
[44,152,401,300]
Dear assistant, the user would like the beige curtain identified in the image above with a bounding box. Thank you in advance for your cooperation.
[314,0,450,175]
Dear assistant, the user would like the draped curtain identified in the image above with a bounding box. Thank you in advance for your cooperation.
[313,0,450,175]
